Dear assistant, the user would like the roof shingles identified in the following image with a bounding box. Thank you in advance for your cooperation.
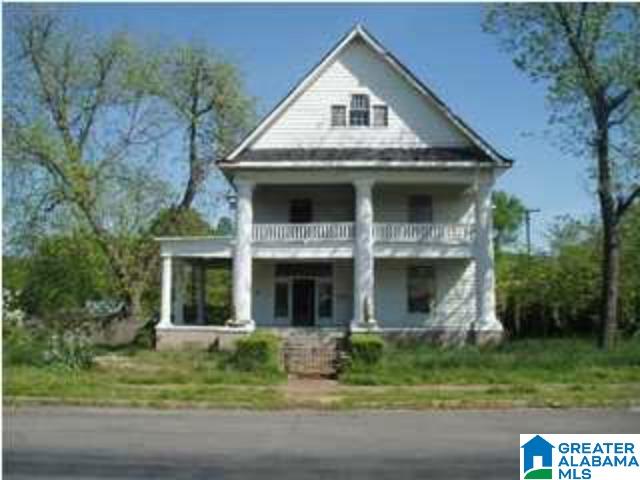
[221,147,493,164]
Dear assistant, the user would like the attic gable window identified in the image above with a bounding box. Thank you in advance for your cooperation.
[349,94,370,126]
[331,105,346,127]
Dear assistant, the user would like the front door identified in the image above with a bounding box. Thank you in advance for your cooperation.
[292,279,315,327]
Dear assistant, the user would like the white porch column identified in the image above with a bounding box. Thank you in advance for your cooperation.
[474,180,501,331]
[159,256,173,328]
[196,263,206,325]
[352,179,377,328]
[232,179,254,326]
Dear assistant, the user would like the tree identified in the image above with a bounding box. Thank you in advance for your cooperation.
[485,4,640,349]
[4,8,253,332]
[4,8,170,324]
[149,44,253,211]
[492,190,526,253]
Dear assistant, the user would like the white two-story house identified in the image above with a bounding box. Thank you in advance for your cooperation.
[155,25,512,350]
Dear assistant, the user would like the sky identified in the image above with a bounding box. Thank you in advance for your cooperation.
[17,3,597,248]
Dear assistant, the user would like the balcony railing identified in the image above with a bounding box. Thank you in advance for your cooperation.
[253,222,355,242]
[373,223,474,244]
[252,222,474,244]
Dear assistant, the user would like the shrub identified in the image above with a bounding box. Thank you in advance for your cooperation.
[4,323,48,367]
[3,289,95,370]
[3,289,46,366]
[43,329,96,370]
[225,332,282,373]
[349,334,385,365]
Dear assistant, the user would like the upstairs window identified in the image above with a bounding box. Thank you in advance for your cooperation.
[289,198,313,223]
[373,105,388,127]
[349,94,370,126]
[408,195,433,223]
[331,105,346,127]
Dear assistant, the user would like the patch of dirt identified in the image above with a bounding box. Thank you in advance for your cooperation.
[281,378,342,406]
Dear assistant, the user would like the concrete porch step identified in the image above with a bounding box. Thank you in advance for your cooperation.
[281,332,346,377]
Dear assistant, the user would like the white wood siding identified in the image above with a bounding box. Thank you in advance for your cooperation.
[374,259,474,328]
[251,39,470,150]
[253,184,473,225]
[253,259,474,329]
[254,185,354,223]
[373,184,474,224]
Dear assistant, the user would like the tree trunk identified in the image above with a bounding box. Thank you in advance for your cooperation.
[599,215,621,349]
[594,111,620,350]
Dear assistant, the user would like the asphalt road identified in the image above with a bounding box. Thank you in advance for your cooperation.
[4,407,639,479]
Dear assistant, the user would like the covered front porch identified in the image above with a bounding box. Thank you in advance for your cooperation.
[155,244,481,348]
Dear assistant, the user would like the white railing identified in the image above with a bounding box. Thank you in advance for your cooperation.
[253,222,355,243]
[373,223,475,244]
[252,222,474,244]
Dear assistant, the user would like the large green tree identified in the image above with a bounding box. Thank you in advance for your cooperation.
[4,8,252,329]
[485,4,640,349]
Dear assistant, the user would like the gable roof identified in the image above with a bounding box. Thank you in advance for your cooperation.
[220,24,513,167]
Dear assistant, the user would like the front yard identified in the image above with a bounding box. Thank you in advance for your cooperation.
[4,338,640,410]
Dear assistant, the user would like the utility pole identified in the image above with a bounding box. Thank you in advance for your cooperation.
[524,208,540,255]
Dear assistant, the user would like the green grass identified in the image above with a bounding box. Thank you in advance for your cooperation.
[4,338,640,410]
[340,337,640,385]
[332,383,640,410]
[4,348,286,409]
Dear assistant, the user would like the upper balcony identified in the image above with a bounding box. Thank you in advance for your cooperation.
[158,182,478,259]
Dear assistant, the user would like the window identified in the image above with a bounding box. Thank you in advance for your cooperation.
[289,199,312,223]
[408,195,433,223]
[407,266,435,314]
[331,105,346,127]
[274,282,289,318]
[318,282,333,318]
[373,105,388,127]
[349,94,370,126]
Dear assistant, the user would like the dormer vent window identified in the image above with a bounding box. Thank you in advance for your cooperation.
[330,95,388,128]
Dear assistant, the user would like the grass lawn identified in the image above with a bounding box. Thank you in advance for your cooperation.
[340,338,640,386]
[4,349,286,410]
[4,338,640,410]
